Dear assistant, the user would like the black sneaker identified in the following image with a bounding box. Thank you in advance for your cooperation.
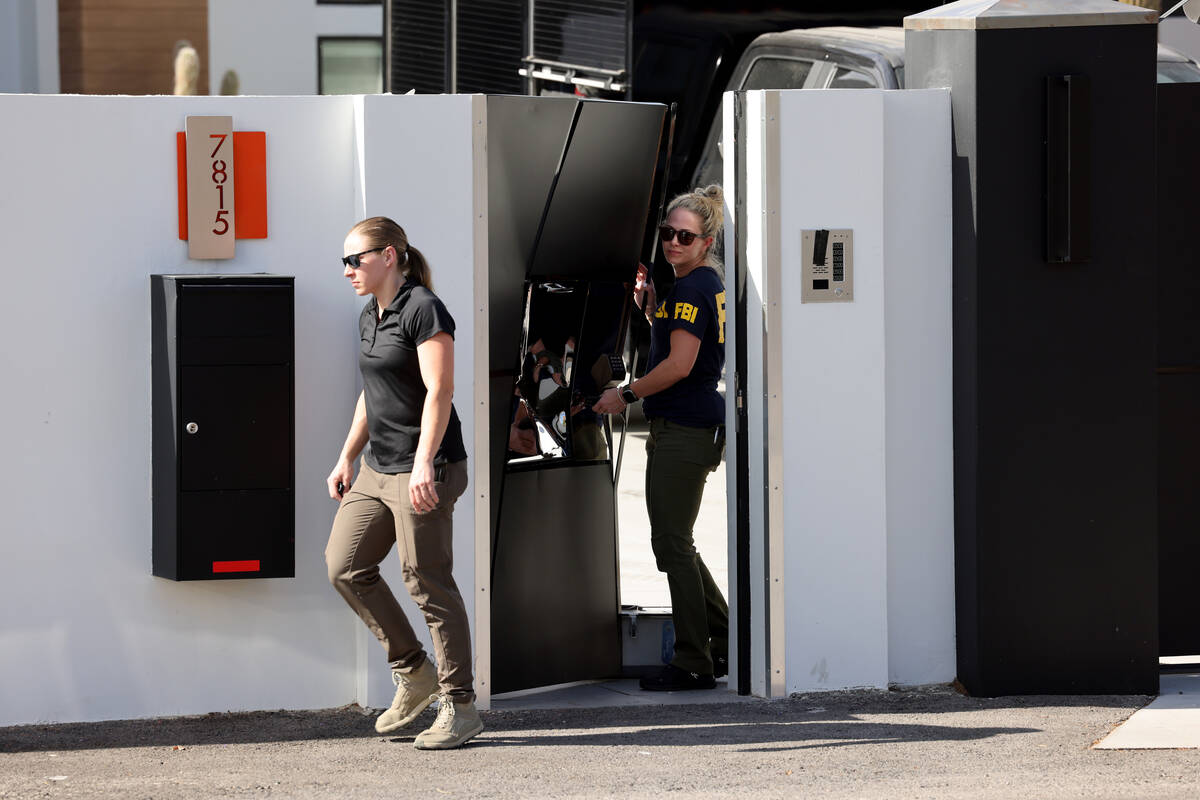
[713,655,728,679]
[639,664,716,691]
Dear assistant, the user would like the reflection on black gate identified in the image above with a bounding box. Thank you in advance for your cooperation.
[508,280,629,464]
[484,95,665,694]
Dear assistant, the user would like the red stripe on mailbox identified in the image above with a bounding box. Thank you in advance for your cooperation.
[212,560,261,574]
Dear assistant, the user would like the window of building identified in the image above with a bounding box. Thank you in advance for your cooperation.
[318,37,384,94]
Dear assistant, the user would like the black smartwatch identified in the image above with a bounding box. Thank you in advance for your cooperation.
[619,385,639,405]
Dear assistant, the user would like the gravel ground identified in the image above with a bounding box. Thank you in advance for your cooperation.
[1,685,1195,799]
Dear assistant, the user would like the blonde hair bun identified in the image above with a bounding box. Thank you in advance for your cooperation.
[664,184,725,270]
[667,184,724,238]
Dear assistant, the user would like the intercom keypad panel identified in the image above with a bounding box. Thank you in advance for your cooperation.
[801,229,853,303]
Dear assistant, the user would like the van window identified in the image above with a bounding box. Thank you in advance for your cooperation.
[829,67,876,89]
[742,58,815,91]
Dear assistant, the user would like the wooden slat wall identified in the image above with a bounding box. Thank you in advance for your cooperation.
[59,0,209,95]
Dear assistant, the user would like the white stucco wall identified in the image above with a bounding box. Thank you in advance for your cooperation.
[0,92,483,726]
[737,88,955,694]
[880,90,956,686]
[208,0,383,96]
[354,93,487,709]
[0,85,954,722]
[777,90,891,692]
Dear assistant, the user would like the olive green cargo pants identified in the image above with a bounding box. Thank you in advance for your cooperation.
[645,417,729,675]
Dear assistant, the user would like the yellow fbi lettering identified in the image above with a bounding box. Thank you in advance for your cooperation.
[674,302,699,324]
[716,291,726,344]
[663,293,727,343]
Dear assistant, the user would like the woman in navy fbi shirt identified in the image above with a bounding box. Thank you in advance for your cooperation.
[324,216,481,749]
[593,185,729,691]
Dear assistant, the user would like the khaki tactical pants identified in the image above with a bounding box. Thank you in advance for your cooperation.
[326,459,474,700]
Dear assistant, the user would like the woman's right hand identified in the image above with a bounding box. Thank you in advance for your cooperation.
[327,459,354,501]
[592,386,627,416]
[634,262,656,319]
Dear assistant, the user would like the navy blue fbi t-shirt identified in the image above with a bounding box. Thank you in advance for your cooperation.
[359,279,468,473]
[642,266,726,428]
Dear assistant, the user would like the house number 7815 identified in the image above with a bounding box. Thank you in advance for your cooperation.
[210,133,229,236]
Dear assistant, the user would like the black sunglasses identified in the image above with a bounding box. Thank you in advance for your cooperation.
[342,247,385,268]
[659,225,703,246]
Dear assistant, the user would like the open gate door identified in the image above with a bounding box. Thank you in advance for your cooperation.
[486,96,664,694]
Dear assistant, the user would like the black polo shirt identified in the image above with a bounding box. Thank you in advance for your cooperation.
[359,279,468,473]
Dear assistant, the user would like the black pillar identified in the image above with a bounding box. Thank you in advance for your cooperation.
[905,0,1159,695]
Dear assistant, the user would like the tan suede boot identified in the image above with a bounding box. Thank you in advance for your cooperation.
[375,659,438,734]
[413,694,484,750]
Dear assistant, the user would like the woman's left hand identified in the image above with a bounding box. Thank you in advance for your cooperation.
[409,459,441,514]
[592,387,626,416]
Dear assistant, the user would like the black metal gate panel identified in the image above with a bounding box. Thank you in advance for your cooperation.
[1157,82,1200,657]
[486,96,665,693]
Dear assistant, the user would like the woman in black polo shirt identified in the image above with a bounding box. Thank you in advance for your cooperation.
[594,185,729,692]
[324,216,480,750]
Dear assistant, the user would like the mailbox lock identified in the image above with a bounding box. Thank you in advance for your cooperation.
[185,422,199,435]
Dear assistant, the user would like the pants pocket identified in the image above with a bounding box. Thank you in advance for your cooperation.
[435,460,469,508]
[711,427,726,471]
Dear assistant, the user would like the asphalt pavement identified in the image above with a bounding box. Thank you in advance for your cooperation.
[2,684,1197,799]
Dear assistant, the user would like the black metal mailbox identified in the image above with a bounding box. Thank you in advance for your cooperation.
[151,274,295,580]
